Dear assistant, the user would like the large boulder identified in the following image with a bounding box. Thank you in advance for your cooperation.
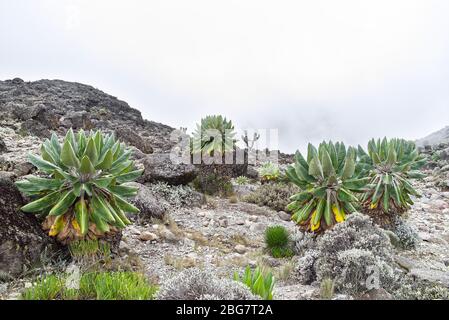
[0,177,59,276]
[125,182,167,222]
[143,153,198,185]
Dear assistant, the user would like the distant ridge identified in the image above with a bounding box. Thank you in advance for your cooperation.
[416,126,449,147]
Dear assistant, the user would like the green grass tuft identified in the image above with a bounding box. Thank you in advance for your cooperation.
[22,271,157,300]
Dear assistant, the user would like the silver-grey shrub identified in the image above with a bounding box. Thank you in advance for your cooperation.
[296,213,399,295]
[157,268,258,300]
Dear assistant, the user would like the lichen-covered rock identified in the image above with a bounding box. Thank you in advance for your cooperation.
[0,177,59,276]
[156,268,258,300]
[143,153,198,185]
[145,181,205,209]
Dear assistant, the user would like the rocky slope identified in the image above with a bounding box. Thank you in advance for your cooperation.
[416,126,449,147]
[1,78,449,300]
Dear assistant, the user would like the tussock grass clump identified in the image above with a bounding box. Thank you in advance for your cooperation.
[264,225,294,258]
[265,225,289,248]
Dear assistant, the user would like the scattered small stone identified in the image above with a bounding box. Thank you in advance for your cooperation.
[128,226,141,235]
[249,223,265,232]
[205,212,214,219]
[234,244,247,254]
[139,231,159,242]
[278,211,291,221]
[159,228,178,242]
[248,215,258,222]
[183,238,195,248]
[394,255,416,271]
[218,218,228,227]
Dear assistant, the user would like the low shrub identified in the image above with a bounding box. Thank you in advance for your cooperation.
[394,278,449,300]
[391,216,420,250]
[157,268,257,300]
[243,182,298,212]
[295,213,399,296]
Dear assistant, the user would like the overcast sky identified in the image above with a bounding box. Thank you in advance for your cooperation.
[1,0,449,152]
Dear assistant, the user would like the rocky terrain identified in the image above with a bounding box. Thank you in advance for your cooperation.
[416,126,449,148]
[1,78,449,300]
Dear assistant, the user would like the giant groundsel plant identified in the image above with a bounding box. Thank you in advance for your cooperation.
[286,141,369,232]
[192,115,236,155]
[16,129,142,244]
[357,138,426,214]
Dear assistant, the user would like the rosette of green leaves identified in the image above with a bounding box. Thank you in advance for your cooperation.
[16,129,142,242]
[259,162,280,183]
[357,138,426,213]
[192,115,236,155]
[286,141,368,232]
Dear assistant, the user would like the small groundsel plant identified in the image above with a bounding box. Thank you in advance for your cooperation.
[192,115,236,156]
[357,138,426,215]
[16,129,142,244]
[259,162,280,183]
[286,141,368,232]
[235,175,250,185]
[265,225,294,258]
[234,266,275,300]
[21,272,157,300]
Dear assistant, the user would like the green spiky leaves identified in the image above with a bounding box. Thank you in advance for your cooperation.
[357,138,425,213]
[259,162,280,183]
[286,141,367,232]
[192,115,236,155]
[16,129,143,243]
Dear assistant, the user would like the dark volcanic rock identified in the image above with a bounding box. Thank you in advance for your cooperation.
[114,126,153,154]
[0,177,59,276]
[0,137,6,153]
[143,153,198,185]
[125,182,167,222]
[0,79,175,152]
